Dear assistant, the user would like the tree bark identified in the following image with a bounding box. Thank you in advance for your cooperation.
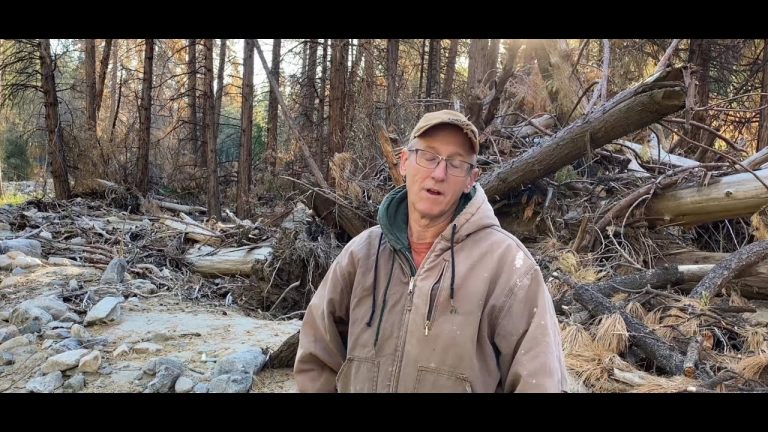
[386,39,399,127]
[136,39,153,195]
[202,39,221,219]
[480,80,687,201]
[483,39,522,127]
[329,39,348,164]
[95,39,112,117]
[187,39,202,167]
[39,39,71,200]
[237,39,254,219]
[759,40,768,151]
[533,39,586,126]
[689,240,768,300]
[425,39,441,102]
[267,39,281,170]
[213,39,227,142]
[441,39,459,104]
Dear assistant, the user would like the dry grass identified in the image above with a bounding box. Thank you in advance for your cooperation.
[625,301,647,321]
[742,328,768,354]
[556,251,606,284]
[561,323,596,354]
[729,288,751,307]
[593,313,629,355]
[734,355,768,380]
[630,376,696,393]
[566,350,633,392]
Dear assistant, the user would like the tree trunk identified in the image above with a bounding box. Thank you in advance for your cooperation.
[644,167,768,226]
[688,39,713,160]
[267,39,281,171]
[136,39,153,195]
[759,40,768,151]
[213,39,226,141]
[480,80,686,200]
[202,39,221,219]
[317,39,328,137]
[237,39,254,219]
[467,39,489,96]
[362,39,376,125]
[186,39,201,166]
[302,39,317,132]
[39,39,71,200]
[108,39,119,139]
[441,39,459,104]
[689,241,768,300]
[483,39,522,127]
[386,39,399,127]
[425,39,441,103]
[418,39,426,99]
[95,39,112,117]
[329,39,348,160]
[346,39,364,132]
[533,39,586,126]
[83,39,100,180]
[485,39,500,85]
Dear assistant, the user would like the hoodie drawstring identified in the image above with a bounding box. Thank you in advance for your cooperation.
[450,223,457,313]
[366,233,384,327]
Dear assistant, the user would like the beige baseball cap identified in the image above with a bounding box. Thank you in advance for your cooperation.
[409,110,480,154]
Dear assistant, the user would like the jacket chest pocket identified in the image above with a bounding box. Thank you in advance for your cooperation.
[336,356,380,393]
[412,365,472,393]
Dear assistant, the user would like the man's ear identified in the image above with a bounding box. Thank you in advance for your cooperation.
[464,167,480,193]
[399,148,409,177]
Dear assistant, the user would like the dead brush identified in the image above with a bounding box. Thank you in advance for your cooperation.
[561,323,596,354]
[734,355,768,381]
[593,313,629,355]
[740,328,768,354]
[625,301,647,321]
[630,376,696,393]
[556,251,606,284]
[566,350,633,392]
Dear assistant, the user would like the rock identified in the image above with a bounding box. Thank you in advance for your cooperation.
[48,257,79,266]
[83,297,123,326]
[59,312,81,323]
[63,373,86,393]
[70,324,90,340]
[68,279,79,291]
[148,332,173,342]
[41,349,90,373]
[193,382,209,393]
[0,239,42,258]
[69,237,86,246]
[0,276,19,289]
[144,365,182,393]
[26,297,70,320]
[0,324,19,343]
[213,349,267,378]
[25,371,64,393]
[1,351,13,365]
[129,279,157,294]
[42,339,55,349]
[113,344,131,357]
[98,365,113,375]
[209,373,252,393]
[81,336,110,349]
[49,338,83,354]
[43,329,71,340]
[44,321,74,330]
[133,342,163,354]
[39,230,52,240]
[11,267,25,276]
[9,304,53,332]
[0,335,30,351]
[0,309,10,322]
[78,350,101,372]
[174,376,195,393]
[143,357,185,376]
[100,257,128,284]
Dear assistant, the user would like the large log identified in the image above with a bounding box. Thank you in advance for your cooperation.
[480,80,686,200]
[689,241,768,300]
[185,244,272,276]
[645,168,768,227]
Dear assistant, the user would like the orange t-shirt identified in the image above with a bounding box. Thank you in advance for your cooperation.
[409,230,434,269]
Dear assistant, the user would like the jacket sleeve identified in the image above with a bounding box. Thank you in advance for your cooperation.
[494,263,568,392]
[293,239,358,392]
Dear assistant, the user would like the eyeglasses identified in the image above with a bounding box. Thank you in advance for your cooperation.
[408,148,475,177]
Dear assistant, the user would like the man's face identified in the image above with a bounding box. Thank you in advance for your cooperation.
[399,125,479,225]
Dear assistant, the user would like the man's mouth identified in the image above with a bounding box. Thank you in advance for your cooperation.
[425,188,443,196]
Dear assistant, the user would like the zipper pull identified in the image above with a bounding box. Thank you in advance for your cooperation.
[424,321,431,336]
[408,277,415,295]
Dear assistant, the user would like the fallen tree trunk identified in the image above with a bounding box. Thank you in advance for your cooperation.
[645,168,768,226]
[615,140,699,168]
[150,199,207,214]
[266,330,299,369]
[664,251,768,299]
[480,80,686,200]
[185,244,272,276]
[689,240,768,300]
[573,285,706,377]
[160,217,222,245]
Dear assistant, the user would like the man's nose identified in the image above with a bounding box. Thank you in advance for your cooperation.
[430,159,448,180]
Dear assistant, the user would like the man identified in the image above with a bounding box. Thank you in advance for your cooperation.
[294,110,567,392]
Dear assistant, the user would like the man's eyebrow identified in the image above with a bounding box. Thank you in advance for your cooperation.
[420,144,471,159]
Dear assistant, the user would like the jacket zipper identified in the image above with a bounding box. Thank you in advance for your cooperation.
[424,262,447,336]
[390,251,416,392]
